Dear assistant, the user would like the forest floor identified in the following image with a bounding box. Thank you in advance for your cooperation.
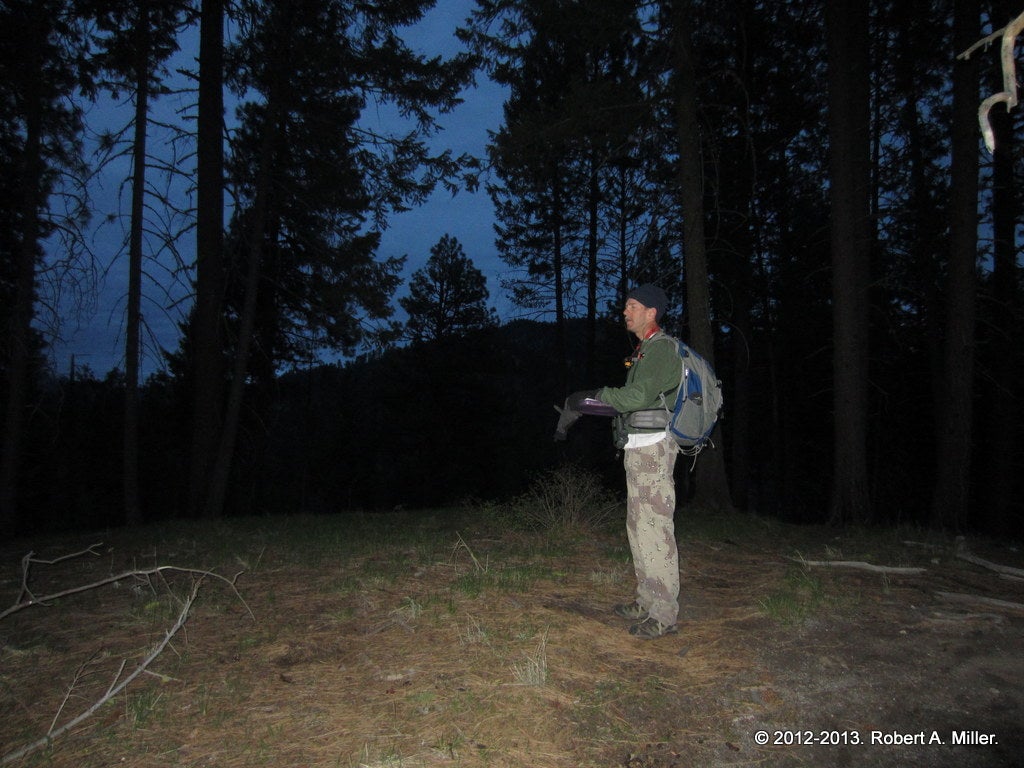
[1,507,1022,768]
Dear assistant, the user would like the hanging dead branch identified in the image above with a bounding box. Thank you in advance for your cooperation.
[958,10,1024,152]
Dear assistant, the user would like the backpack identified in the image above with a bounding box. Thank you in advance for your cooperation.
[626,336,724,455]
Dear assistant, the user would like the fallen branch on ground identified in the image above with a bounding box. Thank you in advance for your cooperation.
[1,544,255,764]
[935,591,1024,615]
[954,540,1024,581]
[14,544,105,606]
[793,557,926,575]
[0,579,200,765]
[1,544,253,622]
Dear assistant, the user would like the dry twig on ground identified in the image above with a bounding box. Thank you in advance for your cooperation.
[0,579,200,765]
[1,543,253,622]
[0,545,255,765]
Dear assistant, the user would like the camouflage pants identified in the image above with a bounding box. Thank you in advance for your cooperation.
[623,438,680,626]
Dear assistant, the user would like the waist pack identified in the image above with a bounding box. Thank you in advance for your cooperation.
[625,338,723,455]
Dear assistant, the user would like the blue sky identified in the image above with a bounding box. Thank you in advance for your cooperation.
[45,0,508,378]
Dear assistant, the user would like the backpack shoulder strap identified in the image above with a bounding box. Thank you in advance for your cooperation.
[644,331,685,409]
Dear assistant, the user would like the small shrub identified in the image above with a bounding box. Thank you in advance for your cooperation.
[509,465,619,534]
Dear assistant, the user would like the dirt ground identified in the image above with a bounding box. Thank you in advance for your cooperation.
[1,511,1022,768]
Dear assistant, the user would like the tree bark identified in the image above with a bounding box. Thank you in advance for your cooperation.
[977,0,1020,535]
[204,78,281,518]
[0,6,45,537]
[190,0,226,517]
[123,0,151,527]
[551,165,568,396]
[673,0,732,511]
[931,0,980,531]
[585,162,599,382]
[826,0,872,525]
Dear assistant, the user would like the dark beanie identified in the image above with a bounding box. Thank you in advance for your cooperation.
[627,283,669,322]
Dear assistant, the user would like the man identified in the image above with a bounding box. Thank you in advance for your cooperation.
[556,284,682,639]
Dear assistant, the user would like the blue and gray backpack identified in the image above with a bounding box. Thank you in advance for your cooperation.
[626,336,724,455]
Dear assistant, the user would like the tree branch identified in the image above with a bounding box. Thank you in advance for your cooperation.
[957,10,1024,152]
[935,591,1024,615]
[2,545,253,622]
[954,540,1024,581]
[0,580,201,766]
[793,557,926,575]
[15,543,104,606]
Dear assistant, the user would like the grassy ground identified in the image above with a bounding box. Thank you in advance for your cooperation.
[1,503,1022,767]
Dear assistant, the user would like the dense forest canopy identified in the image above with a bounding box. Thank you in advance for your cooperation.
[1,0,1022,539]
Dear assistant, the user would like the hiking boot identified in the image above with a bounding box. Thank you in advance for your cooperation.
[628,617,678,639]
[613,601,648,620]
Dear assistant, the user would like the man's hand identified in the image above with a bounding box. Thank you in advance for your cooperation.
[566,389,599,410]
[553,403,582,441]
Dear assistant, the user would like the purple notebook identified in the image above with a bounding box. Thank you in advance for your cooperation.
[577,397,617,417]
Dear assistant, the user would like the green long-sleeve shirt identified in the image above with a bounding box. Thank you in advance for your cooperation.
[598,331,681,437]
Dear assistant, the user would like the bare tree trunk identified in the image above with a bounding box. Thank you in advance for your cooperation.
[585,164,599,382]
[190,0,226,517]
[0,9,45,537]
[123,0,151,527]
[931,0,980,531]
[204,78,282,518]
[826,0,872,525]
[980,0,1020,534]
[673,0,732,511]
[552,167,568,396]
[729,254,753,510]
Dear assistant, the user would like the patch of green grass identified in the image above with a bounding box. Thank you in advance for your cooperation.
[135,595,177,622]
[126,685,165,729]
[353,749,410,768]
[389,596,424,624]
[601,542,632,564]
[759,566,829,624]
[676,507,777,544]
[358,553,406,585]
[588,566,624,587]
[453,561,553,597]
[430,728,466,758]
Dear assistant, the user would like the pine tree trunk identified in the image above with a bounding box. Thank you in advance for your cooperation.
[0,9,45,537]
[552,166,568,396]
[585,165,599,382]
[123,0,150,527]
[826,0,872,525]
[204,72,282,518]
[673,0,732,511]
[931,0,980,531]
[190,0,226,517]
[980,0,1019,534]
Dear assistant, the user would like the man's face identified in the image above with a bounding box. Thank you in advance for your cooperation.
[623,298,656,336]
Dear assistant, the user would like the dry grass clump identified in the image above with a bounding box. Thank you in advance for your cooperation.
[502,464,620,535]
